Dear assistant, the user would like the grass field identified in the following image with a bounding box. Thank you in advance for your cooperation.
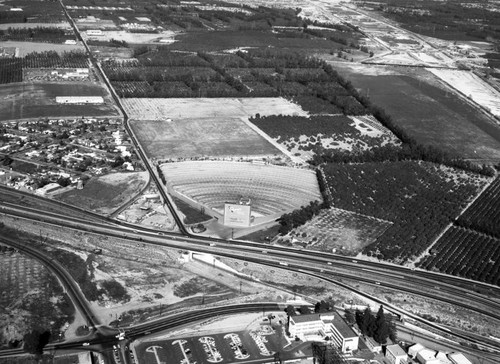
[54,172,148,215]
[334,65,500,163]
[0,82,119,121]
[165,29,344,53]
[131,117,280,159]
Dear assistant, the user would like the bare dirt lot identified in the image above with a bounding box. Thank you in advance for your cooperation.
[54,172,148,215]
[122,98,308,120]
[131,118,281,159]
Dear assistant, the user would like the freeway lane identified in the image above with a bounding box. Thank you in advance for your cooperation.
[2,203,500,324]
[2,205,500,338]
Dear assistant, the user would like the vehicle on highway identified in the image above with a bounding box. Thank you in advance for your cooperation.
[210,243,216,246]
[82,342,90,346]
[352,260,358,263]
[279,262,288,266]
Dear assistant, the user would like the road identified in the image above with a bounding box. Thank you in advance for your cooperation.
[2,203,500,356]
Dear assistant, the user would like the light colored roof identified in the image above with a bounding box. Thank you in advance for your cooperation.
[448,353,473,364]
[386,344,407,357]
[290,313,320,323]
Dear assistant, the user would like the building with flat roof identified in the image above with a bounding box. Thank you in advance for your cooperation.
[447,353,472,364]
[417,348,440,364]
[386,344,408,364]
[288,311,359,353]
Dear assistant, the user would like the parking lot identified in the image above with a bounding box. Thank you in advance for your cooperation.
[134,324,290,364]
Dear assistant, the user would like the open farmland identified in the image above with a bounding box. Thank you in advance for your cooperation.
[277,207,392,255]
[131,117,280,160]
[322,161,487,263]
[122,98,307,121]
[417,226,500,285]
[0,41,84,56]
[54,172,148,215]
[0,82,119,121]
[334,64,500,164]
[428,69,500,118]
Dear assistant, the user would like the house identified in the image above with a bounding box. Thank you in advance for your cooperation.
[417,348,440,364]
[288,311,359,353]
[447,353,473,364]
[386,344,408,364]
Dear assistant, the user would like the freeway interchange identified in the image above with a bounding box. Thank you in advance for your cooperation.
[1,199,500,362]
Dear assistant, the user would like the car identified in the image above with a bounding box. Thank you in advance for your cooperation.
[375,281,380,285]
[351,260,358,263]
[82,342,90,346]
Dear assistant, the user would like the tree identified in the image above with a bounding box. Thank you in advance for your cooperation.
[23,330,50,356]
[387,314,398,342]
[344,309,355,325]
[373,305,390,344]
[284,304,296,326]
[360,307,376,337]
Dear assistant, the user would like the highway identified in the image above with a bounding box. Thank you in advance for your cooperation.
[0,3,495,361]
[2,203,500,355]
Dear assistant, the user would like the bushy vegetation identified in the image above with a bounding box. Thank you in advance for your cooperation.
[456,177,500,238]
[418,226,500,285]
[100,280,130,303]
[278,200,324,235]
[23,51,89,69]
[322,161,480,262]
[0,27,73,43]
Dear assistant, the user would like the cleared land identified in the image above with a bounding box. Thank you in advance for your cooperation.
[0,82,119,121]
[122,97,307,120]
[277,207,392,255]
[334,64,500,163]
[0,41,84,56]
[131,117,281,159]
[428,68,500,118]
[54,172,148,215]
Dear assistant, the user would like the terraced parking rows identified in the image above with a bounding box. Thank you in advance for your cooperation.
[161,161,321,217]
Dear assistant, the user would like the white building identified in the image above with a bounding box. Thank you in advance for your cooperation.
[36,182,61,196]
[386,344,408,364]
[408,343,426,358]
[417,348,440,364]
[447,353,473,364]
[288,312,359,353]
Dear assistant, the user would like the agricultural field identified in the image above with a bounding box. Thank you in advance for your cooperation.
[0,41,84,56]
[131,117,280,160]
[457,177,500,238]
[0,244,75,348]
[249,114,399,160]
[122,98,307,121]
[322,161,488,262]
[54,172,149,216]
[335,64,500,164]
[276,207,392,255]
[0,82,119,121]
[417,226,500,285]
[428,69,500,118]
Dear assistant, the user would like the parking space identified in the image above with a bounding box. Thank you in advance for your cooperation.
[135,324,289,364]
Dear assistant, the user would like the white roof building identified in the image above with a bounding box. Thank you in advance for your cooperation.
[288,312,359,353]
[417,348,440,364]
[386,344,408,364]
[447,353,473,364]
[408,343,426,358]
